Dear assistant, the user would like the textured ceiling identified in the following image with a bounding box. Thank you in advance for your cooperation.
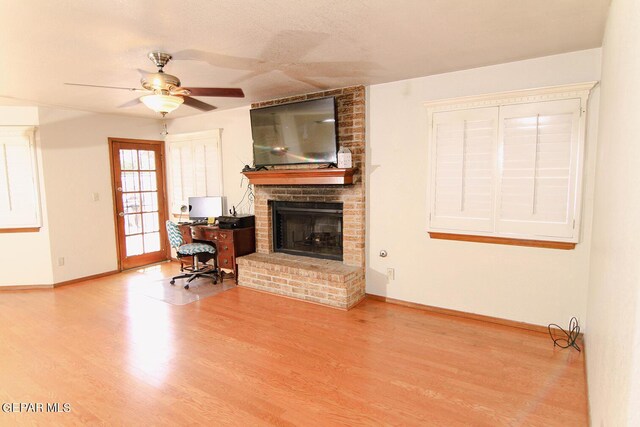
[0,0,610,119]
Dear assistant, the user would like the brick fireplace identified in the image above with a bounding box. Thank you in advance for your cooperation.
[237,86,366,309]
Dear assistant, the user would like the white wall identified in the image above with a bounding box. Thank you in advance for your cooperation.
[37,108,160,283]
[367,49,601,327]
[586,0,640,424]
[0,107,54,286]
[0,103,246,286]
[168,106,254,215]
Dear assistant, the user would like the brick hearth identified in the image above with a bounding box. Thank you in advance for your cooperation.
[238,85,366,309]
[236,253,364,309]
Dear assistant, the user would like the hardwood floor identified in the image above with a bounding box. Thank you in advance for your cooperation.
[0,263,588,426]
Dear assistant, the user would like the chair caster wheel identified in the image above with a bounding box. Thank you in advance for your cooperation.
[213,280,217,285]
[184,284,189,290]
[170,280,175,285]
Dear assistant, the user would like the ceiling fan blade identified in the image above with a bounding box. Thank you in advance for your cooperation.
[282,71,327,90]
[169,87,191,96]
[65,83,148,92]
[231,70,268,85]
[183,87,245,98]
[117,98,142,109]
[182,96,217,111]
[172,49,264,71]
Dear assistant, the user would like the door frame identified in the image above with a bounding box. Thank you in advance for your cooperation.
[108,137,169,271]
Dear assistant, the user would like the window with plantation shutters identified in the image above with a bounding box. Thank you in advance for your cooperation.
[0,126,41,229]
[431,107,497,232]
[497,99,581,239]
[166,130,223,216]
[426,83,594,246]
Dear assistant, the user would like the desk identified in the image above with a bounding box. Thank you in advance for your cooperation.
[178,224,255,283]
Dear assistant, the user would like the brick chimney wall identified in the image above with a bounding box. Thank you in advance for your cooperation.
[251,85,366,268]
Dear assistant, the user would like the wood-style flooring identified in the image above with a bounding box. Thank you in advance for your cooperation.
[0,263,588,426]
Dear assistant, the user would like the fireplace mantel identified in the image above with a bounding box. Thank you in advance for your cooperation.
[242,168,356,186]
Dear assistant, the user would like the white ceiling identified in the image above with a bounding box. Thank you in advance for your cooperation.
[0,0,610,119]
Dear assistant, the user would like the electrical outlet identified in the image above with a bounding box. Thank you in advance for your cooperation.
[387,268,395,281]
[57,257,65,267]
[91,192,100,202]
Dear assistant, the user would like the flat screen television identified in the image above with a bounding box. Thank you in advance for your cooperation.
[250,97,338,167]
[189,196,223,221]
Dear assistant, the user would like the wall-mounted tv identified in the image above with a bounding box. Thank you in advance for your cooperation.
[250,97,338,167]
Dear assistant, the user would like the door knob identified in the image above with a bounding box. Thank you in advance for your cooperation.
[119,212,124,217]
[117,187,123,192]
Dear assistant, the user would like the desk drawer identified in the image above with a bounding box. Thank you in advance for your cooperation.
[191,227,222,241]
[203,228,218,241]
[218,253,234,269]
[216,241,233,254]
[216,231,233,242]
[190,227,206,240]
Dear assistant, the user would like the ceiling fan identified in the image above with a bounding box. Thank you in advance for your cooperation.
[65,51,245,116]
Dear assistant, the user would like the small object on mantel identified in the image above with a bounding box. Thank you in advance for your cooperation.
[242,167,356,186]
[337,146,352,168]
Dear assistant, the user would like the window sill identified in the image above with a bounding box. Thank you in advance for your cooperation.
[0,227,41,233]
[428,232,576,250]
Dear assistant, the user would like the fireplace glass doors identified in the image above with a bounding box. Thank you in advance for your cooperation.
[271,201,343,261]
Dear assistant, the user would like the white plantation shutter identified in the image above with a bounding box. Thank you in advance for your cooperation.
[166,130,222,215]
[430,108,497,232]
[497,99,581,238]
[169,142,193,211]
[0,126,41,228]
[193,142,220,196]
[426,83,592,244]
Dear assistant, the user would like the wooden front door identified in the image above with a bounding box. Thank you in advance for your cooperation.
[109,138,169,270]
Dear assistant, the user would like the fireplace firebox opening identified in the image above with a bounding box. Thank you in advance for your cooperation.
[271,201,343,261]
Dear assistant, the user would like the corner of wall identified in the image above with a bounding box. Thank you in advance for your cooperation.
[585,0,640,424]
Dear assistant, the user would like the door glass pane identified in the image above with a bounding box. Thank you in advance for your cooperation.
[124,214,142,235]
[126,235,144,256]
[141,192,158,212]
[144,232,161,253]
[123,193,141,214]
[142,212,159,232]
[121,172,140,192]
[120,149,138,170]
[138,150,156,171]
[118,146,164,262]
[140,172,157,191]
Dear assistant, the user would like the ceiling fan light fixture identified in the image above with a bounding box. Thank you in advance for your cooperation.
[67,52,239,115]
[140,94,183,114]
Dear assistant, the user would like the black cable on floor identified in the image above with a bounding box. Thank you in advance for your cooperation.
[548,317,581,352]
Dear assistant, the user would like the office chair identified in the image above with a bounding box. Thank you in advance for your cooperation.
[166,221,219,289]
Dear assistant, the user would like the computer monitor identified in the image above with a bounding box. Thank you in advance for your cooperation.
[188,196,224,221]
